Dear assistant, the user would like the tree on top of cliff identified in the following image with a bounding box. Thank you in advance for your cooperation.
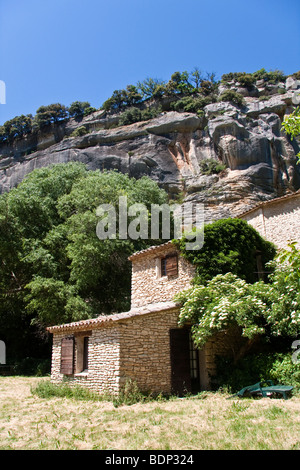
[102,85,142,112]
[33,103,69,128]
[137,77,166,99]
[0,114,33,143]
[68,101,94,119]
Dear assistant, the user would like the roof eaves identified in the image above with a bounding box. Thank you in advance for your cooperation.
[237,190,300,218]
[47,301,179,333]
[128,240,176,261]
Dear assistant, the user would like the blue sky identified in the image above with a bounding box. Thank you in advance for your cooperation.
[0,0,299,125]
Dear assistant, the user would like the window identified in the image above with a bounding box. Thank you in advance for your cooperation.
[75,332,91,374]
[161,254,178,277]
[60,332,91,376]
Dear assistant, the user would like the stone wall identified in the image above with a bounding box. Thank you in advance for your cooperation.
[50,327,121,394]
[240,193,300,249]
[50,307,180,395]
[50,309,247,394]
[200,327,248,389]
[130,244,196,308]
[118,308,179,394]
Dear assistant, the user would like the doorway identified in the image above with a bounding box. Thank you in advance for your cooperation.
[169,329,201,395]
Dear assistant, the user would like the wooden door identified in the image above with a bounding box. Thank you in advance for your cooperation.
[170,328,191,395]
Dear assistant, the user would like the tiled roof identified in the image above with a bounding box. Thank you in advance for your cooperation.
[237,190,300,218]
[128,240,176,260]
[47,301,179,333]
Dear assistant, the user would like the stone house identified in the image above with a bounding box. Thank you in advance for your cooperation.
[48,190,300,396]
[238,190,300,250]
[48,241,234,395]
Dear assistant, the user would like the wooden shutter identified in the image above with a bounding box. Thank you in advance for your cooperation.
[165,255,178,277]
[60,336,74,375]
[170,329,191,395]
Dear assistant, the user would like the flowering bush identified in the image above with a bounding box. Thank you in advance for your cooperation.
[175,273,274,349]
[267,242,300,337]
[175,243,300,352]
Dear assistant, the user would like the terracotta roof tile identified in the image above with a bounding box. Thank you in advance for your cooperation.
[237,190,300,218]
[128,240,176,261]
[47,301,179,333]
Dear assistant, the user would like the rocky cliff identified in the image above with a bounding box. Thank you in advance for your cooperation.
[1,76,300,223]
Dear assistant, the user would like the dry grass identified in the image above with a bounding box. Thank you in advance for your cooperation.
[0,376,299,450]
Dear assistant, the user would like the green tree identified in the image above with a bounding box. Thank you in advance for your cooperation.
[166,71,194,96]
[34,103,69,128]
[124,85,142,107]
[137,77,166,99]
[68,101,92,118]
[102,89,127,112]
[190,68,203,90]
[0,163,169,351]
[102,86,142,113]
[0,114,33,143]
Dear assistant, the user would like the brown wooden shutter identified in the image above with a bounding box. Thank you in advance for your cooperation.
[60,336,74,375]
[170,329,191,395]
[165,255,178,277]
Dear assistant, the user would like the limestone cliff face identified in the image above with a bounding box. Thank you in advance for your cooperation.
[1,77,300,223]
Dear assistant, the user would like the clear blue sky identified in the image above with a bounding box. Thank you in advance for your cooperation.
[0,0,299,125]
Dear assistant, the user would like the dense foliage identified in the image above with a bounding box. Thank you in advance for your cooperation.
[0,163,169,360]
[221,68,286,86]
[0,67,298,147]
[215,352,300,393]
[174,218,276,285]
[0,101,96,145]
[174,221,300,378]
[175,242,300,366]
[282,106,300,162]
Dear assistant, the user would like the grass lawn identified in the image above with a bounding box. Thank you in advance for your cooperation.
[0,376,299,450]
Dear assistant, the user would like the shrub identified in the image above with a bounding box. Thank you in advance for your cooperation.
[70,126,88,137]
[269,353,300,391]
[140,106,162,121]
[118,106,161,126]
[236,73,255,88]
[214,352,300,393]
[171,95,214,113]
[113,379,146,407]
[119,107,142,126]
[83,106,97,116]
[199,158,226,175]
[292,71,300,80]
[253,68,286,84]
[218,90,245,107]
